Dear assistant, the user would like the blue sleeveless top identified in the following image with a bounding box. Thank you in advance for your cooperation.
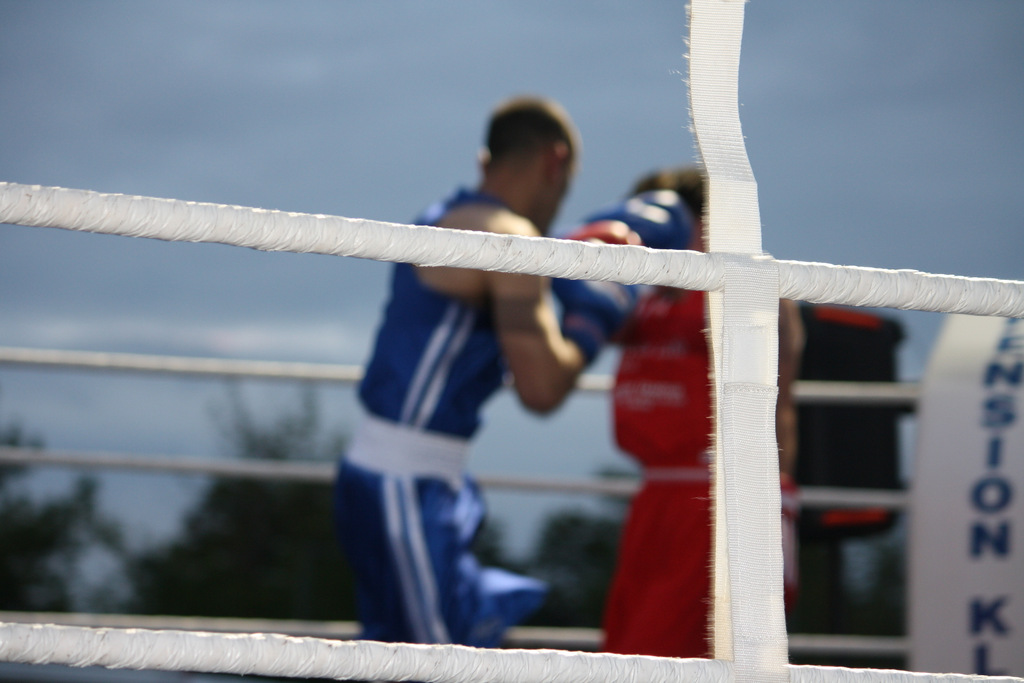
[358,189,507,438]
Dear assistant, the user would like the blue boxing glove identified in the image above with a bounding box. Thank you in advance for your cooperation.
[582,189,694,252]
[553,277,638,364]
[552,221,641,364]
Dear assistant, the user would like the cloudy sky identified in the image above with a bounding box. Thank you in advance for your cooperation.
[1,1,1022,557]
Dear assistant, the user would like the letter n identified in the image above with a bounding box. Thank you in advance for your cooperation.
[985,360,1023,388]
[971,521,1011,558]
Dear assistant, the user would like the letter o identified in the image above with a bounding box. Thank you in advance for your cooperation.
[972,477,1013,513]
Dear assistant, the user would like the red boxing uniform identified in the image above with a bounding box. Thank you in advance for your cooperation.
[604,287,714,658]
[603,288,798,658]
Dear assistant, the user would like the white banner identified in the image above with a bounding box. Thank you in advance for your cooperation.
[910,315,1023,676]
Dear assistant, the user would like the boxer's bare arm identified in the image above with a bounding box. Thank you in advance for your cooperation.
[490,271,586,413]
[415,204,586,413]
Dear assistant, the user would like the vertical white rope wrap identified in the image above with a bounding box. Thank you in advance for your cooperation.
[0,622,733,683]
[689,0,789,680]
[719,256,787,681]
[708,280,735,662]
[688,0,761,256]
[707,257,788,683]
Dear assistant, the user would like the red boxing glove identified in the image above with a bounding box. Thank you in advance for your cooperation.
[564,220,643,246]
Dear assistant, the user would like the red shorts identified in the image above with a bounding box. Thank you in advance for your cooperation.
[602,473,800,658]
[602,479,713,659]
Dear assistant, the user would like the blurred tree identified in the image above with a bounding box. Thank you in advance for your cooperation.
[127,384,357,621]
[472,517,513,569]
[520,467,630,629]
[0,391,121,611]
[842,522,906,637]
[523,508,623,629]
[786,524,907,670]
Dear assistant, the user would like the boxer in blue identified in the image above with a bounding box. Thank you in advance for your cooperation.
[333,96,638,647]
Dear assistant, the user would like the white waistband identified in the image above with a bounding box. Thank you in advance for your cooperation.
[346,412,470,484]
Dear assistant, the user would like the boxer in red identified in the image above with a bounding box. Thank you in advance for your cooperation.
[592,167,803,658]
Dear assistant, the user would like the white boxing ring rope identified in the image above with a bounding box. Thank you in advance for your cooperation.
[3,622,1021,683]
[1,182,1022,319]
[0,622,724,683]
